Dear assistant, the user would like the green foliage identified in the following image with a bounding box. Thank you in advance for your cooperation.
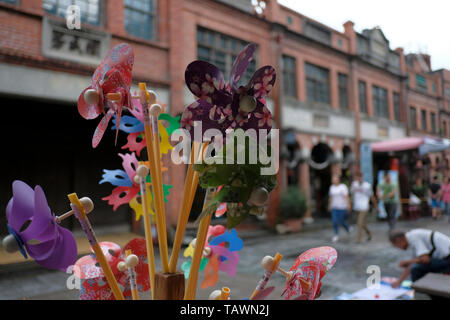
[193,131,277,228]
[280,186,308,221]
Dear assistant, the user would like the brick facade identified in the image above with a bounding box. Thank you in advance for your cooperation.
[1,0,449,230]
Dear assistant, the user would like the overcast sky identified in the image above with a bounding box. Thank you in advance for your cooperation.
[278,0,450,70]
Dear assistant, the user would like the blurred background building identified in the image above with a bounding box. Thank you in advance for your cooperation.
[1,0,449,235]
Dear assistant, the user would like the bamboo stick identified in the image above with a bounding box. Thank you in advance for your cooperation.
[68,193,125,300]
[139,83,170,273]
[168,141,207,273]
[135,164,156,299]
[184,188,216,300]
[125,249,140,300]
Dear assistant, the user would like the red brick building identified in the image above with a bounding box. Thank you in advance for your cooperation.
[1,0,449,233]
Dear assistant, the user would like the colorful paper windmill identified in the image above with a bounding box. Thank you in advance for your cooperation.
[75,238,150,300]
[111,95,180,157]
[4,180,77,271]
[181,43,276,139]
[181,225,243,289]
[281,246,338,300]
[77,43,134,148]
[99,152,172,220]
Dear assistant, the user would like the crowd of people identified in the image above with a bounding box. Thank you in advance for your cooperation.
[327,171,450,244]
[327,171,450,288]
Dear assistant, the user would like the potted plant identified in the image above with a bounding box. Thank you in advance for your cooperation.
[276,186,308,234]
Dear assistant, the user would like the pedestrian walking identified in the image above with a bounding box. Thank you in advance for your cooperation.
[377,171,398,230]
[428,176,442,220]
[389,228,450,287]
[328,174,351,243]
[350,171,376,243]
[440,176,450,223]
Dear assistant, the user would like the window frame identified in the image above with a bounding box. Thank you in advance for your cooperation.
[372,85,388,119]
[42,0,103,27]
[421,109,427,131]
[430,112,437,134]
[196,26,257,85]
[416,74,428,91]
[393,92,401,121]
[124,0,157,40]
[282,55,297,98]
[410,106,417,130]
[359,80,367,114]
[305,62,330,105]
[0,0,18,4]
[338,73,349,109]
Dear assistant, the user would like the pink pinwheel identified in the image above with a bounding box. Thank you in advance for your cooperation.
[77,43,134,148]
[75,238,150,300]
[282,246,337,300]
[182,43,276,140]
[4,180,77,271]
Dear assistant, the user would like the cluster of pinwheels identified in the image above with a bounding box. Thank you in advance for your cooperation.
[76,43,181,219]
[181,43,278,228]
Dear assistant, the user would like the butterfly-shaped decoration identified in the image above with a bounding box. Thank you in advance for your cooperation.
[4,180,77,271]
[99,152,172,221]
[181,43,275,140]
[281,247,338,300]
[181,225,243,289]
[77,43,134,148]
[75,238,150,300]
[111,95,180,157]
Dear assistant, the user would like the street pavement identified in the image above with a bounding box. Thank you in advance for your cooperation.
[0,216,449,300]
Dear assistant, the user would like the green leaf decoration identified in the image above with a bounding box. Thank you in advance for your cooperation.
[192,130,278,228]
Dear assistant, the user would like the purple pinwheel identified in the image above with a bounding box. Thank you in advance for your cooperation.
[4,181,77,271]
[181,43,276,140]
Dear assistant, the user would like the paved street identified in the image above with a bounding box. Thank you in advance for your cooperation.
[0,216,449,300]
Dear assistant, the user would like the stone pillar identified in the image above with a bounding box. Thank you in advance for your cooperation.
[298,161,313,223]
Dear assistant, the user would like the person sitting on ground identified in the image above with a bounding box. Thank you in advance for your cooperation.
[389,228,450,288]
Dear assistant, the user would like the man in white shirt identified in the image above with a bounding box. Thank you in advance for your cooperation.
[389,228,450,287]
[351,171,377,243]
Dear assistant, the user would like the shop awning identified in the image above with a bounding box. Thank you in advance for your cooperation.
[371,137,424,152]
[419,138,450,155]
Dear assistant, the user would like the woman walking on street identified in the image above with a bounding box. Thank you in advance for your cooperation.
[329,174,351,243]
